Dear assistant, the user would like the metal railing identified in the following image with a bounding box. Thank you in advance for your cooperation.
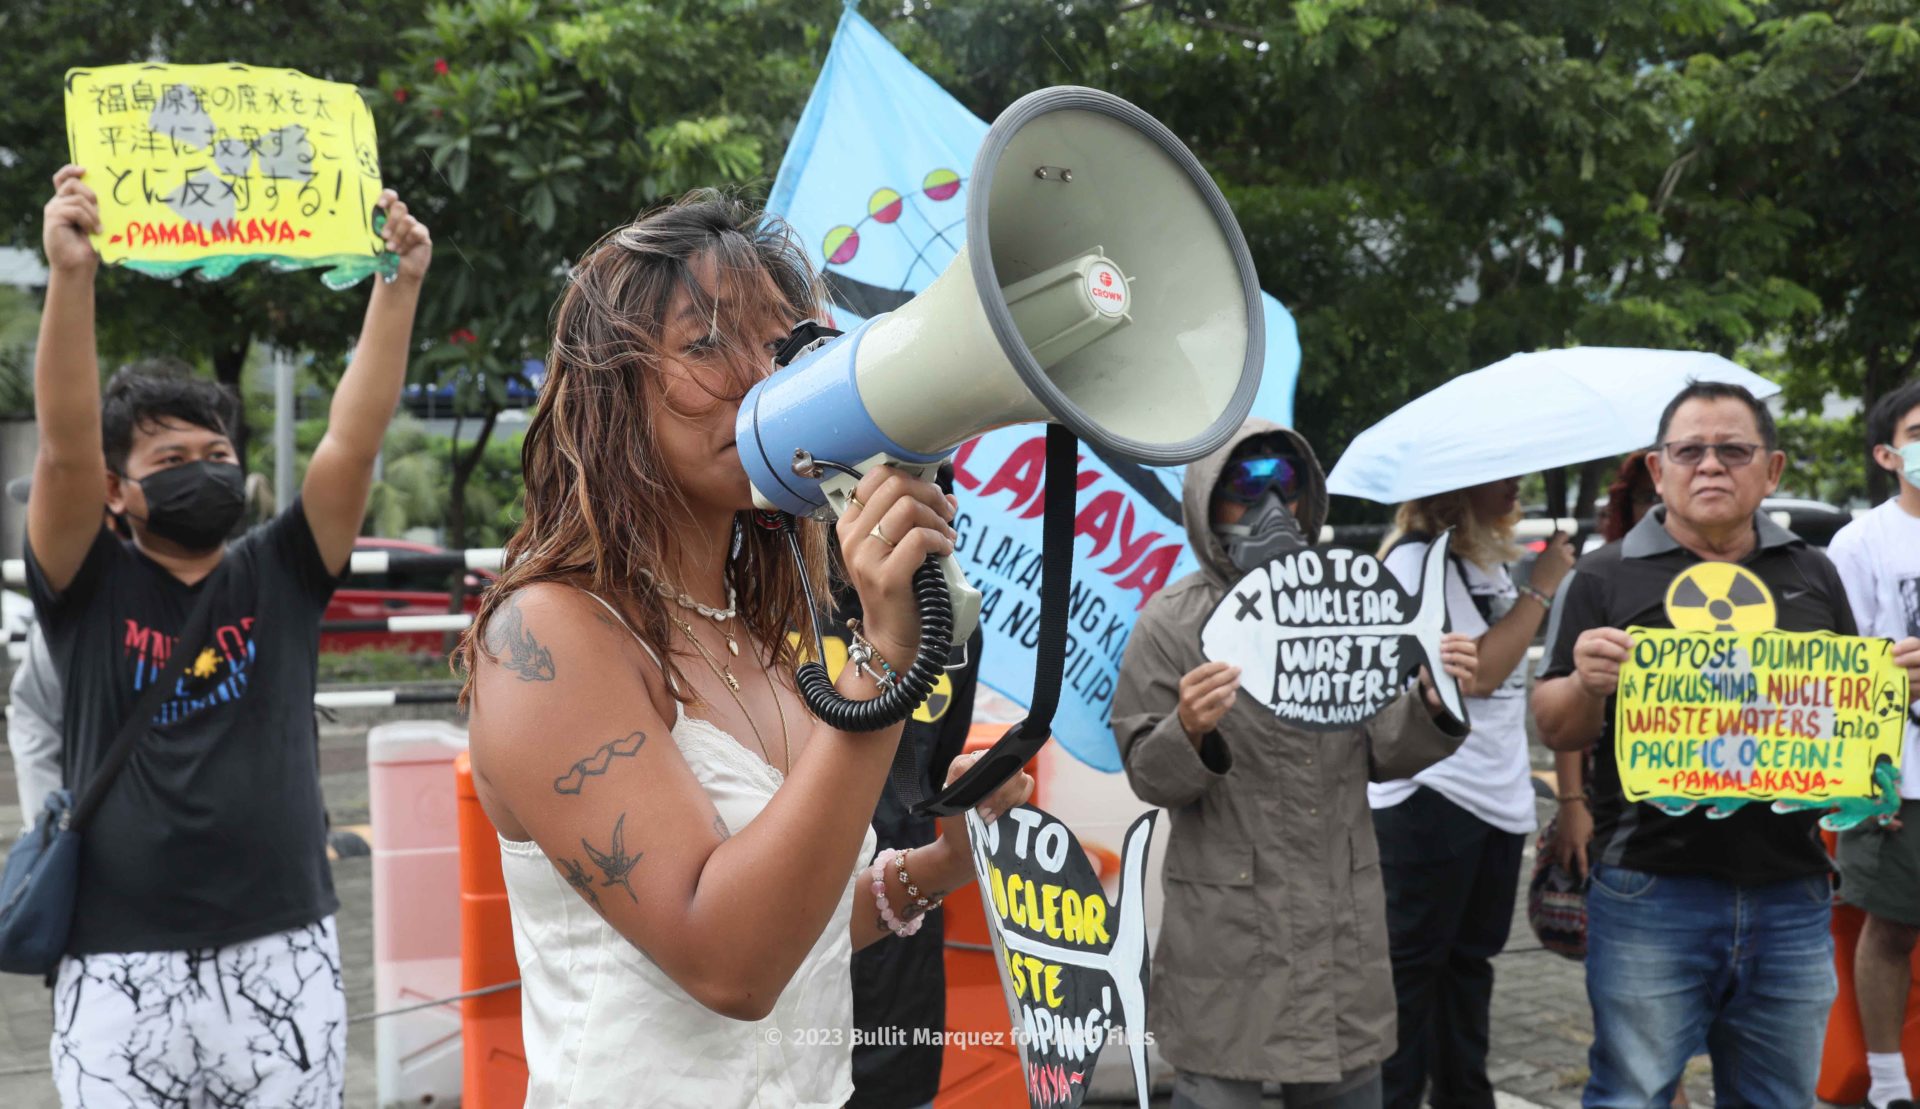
[1,547,506,588]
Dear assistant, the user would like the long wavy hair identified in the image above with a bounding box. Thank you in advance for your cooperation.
[459,191,832,708]
[1379,489,1523,570]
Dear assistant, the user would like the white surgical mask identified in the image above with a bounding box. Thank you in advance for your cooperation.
[1897,442,1920,488]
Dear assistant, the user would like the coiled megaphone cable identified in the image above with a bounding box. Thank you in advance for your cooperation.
[764,505,954,733]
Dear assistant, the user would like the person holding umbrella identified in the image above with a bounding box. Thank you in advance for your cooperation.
[1369,478,1575,1109]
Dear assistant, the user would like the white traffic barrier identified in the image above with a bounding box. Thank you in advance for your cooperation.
[315,688,460,709]
[368,721,471,1109]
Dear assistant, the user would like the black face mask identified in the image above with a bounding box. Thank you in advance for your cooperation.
[128,461,246,551]
[1213,486,1311,573]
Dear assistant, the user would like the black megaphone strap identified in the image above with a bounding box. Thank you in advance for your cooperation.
[915,424,1077,816]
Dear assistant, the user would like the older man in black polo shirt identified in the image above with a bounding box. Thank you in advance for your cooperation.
[1537,381,1920,1108]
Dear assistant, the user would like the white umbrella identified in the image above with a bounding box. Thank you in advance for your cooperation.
[1324,347,1781,504]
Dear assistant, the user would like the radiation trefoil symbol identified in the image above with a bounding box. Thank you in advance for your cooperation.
[1664,562,1777,634]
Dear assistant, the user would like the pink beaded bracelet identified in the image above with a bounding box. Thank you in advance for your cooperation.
[869,848,928,938]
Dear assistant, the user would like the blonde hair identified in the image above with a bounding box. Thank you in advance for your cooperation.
[1378,490,1522,570]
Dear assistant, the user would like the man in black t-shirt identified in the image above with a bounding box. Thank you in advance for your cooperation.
[1534,382,1915,1107]
[26,164,431,1106]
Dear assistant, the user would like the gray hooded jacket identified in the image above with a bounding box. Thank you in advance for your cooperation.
[1110,419,1466,1083]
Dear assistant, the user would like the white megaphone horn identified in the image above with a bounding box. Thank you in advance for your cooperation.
[738,86,1264,742]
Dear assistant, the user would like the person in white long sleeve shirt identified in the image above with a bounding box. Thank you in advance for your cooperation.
[9,622,64,831]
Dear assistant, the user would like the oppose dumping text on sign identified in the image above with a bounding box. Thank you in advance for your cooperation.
[64,63,390,286]
[1615,627,1909,805]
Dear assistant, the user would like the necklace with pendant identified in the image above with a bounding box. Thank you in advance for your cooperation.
[671,613,740,693]
[644,571,738,656]
[672,613,791,775]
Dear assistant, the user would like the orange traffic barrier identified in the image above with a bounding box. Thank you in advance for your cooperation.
[936,723,1045,1108]
[1818,828,1920,1105]
[455,753,529,1107]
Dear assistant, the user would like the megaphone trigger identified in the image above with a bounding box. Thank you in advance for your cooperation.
[772,318,844,368]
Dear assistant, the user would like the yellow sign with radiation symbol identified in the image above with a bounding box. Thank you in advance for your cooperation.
[1664,562,1777,634]
[787,631,954,723]
[1611,561,1912,809]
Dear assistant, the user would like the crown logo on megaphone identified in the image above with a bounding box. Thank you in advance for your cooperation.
[738,86,1266,645]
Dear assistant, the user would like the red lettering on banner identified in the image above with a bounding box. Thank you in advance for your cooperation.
[1115,542,1180,607]
[973,433,1191,608]
[979,437,1046,509]
[1099,501,1163,575]
[953,437,983,489]
[1076,491,1125,560]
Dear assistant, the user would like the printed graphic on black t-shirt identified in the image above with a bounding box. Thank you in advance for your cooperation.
[128,613,257,724]
[26,502,342,955]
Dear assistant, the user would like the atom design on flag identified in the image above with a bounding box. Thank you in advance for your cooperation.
[820,168,968,292]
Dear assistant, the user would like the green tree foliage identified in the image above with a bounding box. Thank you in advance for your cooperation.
[7,0,1914,540]
[373,0,840,548]
[897,0,1915,512]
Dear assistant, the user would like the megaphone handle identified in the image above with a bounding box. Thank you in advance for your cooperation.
[918,425,1079,816]
[794,551,955,733]
[819,456,982,642]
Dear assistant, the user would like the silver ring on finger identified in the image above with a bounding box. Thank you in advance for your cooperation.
[870,523,896,548]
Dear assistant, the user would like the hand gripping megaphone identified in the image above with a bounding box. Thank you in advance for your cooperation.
[738,87,1265,807]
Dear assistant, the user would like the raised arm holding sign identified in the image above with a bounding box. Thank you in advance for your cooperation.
[16,70,429,1102]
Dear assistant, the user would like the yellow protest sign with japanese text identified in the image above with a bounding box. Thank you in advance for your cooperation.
[1614,628,1909,806]
[63,63,392,287]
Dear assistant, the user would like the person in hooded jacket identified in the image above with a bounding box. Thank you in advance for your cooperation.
[1112,420,1478,1109]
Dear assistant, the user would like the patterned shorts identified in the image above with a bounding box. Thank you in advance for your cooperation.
[50,917,346,1108]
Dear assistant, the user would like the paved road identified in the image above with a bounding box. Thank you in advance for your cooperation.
[0,701,1733,1108]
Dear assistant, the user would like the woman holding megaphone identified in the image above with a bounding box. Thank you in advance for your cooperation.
[458,192,1031,1109]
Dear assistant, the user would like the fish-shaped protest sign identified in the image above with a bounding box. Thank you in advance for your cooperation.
[964,806,1156,1109]
[1199,534,1467,729]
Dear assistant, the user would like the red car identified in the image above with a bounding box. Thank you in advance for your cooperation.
[322,537,496,653]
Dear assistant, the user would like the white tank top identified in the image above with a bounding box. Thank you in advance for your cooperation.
[496,592,876,1108]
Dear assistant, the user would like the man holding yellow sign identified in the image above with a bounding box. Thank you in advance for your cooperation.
[1614,626,1908,805]
[1535,381,1920,1108]
[25,56,429,1101]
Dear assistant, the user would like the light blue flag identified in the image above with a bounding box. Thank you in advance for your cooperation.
[768,5,1301,772]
